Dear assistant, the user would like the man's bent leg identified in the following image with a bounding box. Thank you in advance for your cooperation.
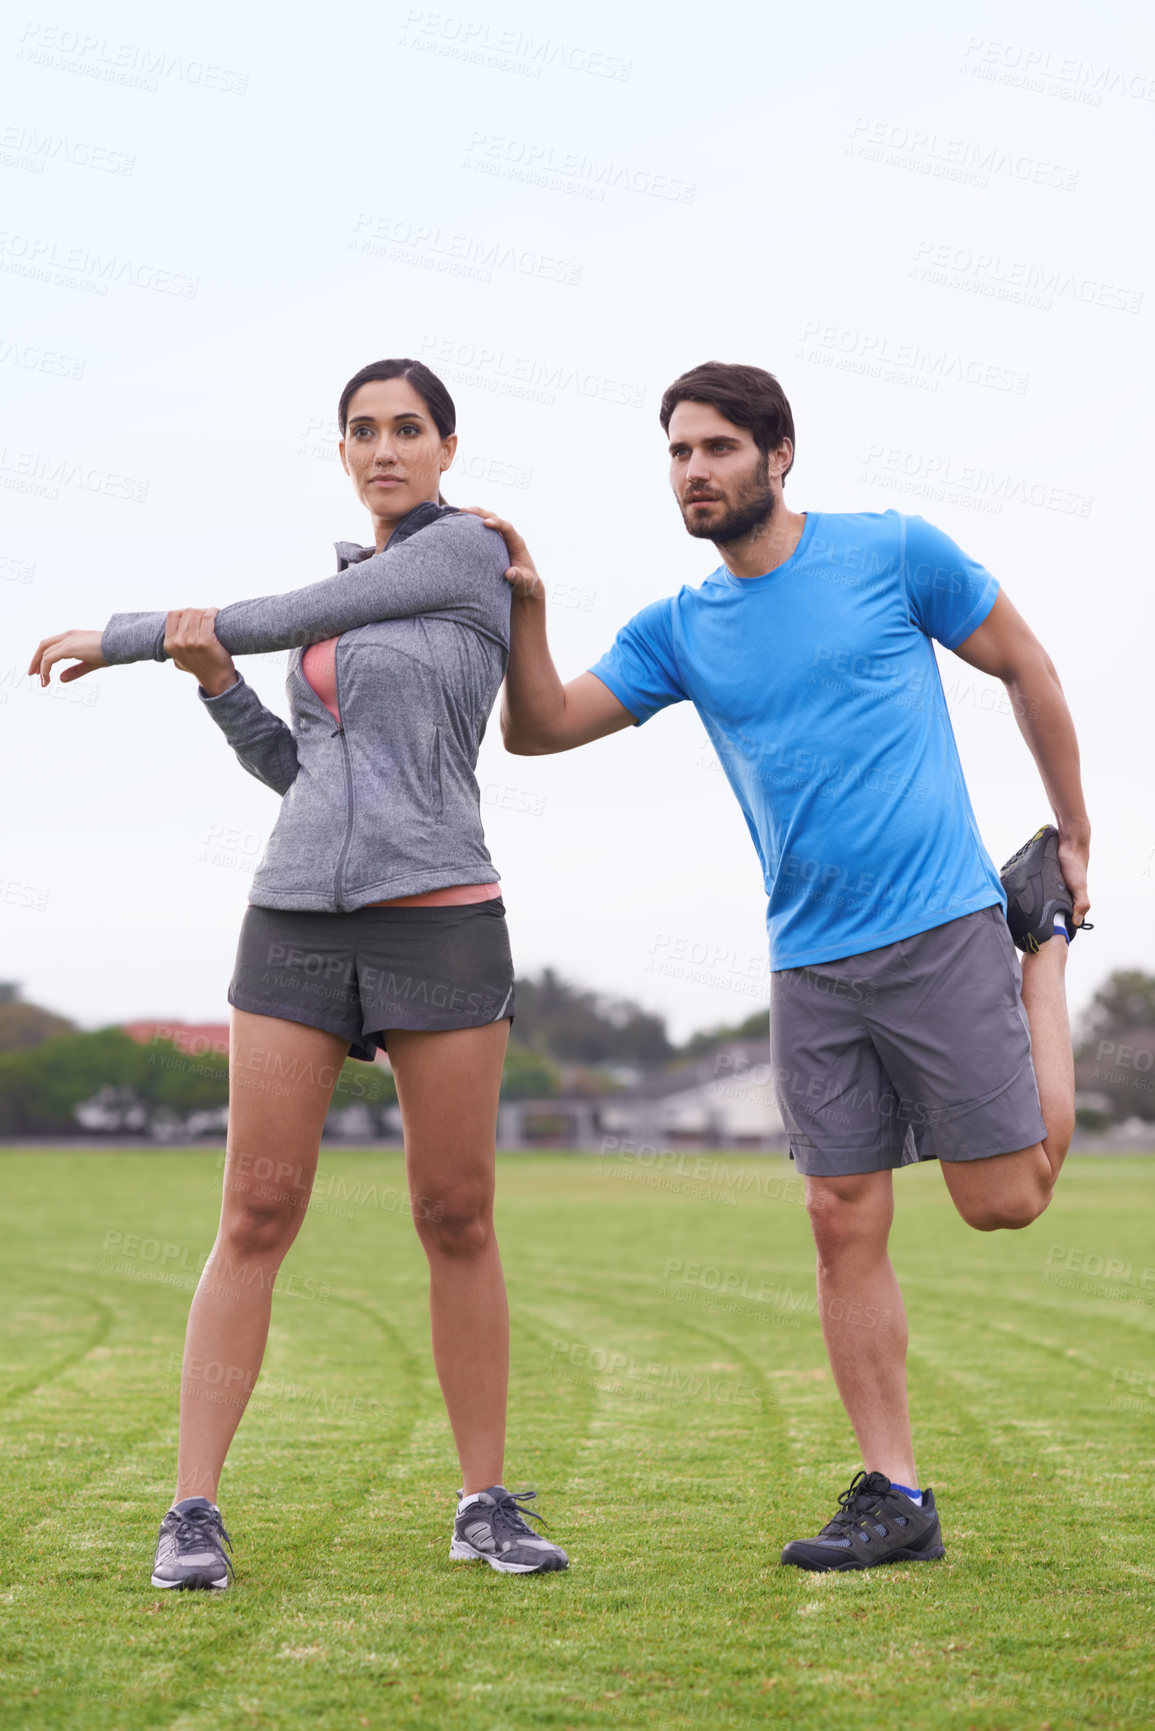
[1018,935,1074,1184]
[806,1169,916,1489]
[940,1142,1053,1231]
[940,932,1073,1232]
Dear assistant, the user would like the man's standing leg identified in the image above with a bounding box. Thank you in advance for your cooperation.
[804,1169,916,1488]
[780,1163,945,1570]
[771,960,947,1571]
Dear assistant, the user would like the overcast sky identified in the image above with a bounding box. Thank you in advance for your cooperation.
[3,0,1152,1043]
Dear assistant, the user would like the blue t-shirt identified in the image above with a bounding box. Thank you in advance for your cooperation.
[589,509,1005,971]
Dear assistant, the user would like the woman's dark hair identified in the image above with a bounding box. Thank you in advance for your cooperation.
[659,361,795,482]
[337,358,456,440]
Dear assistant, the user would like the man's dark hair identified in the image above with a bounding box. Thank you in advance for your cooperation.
[337,357,456,440]
[659,361,795,482]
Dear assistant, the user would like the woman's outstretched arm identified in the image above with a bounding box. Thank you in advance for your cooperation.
[79,512,508,671]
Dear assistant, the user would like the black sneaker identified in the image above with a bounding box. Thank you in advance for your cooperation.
[780,1471,946,1572]
[1000,824,1092,952]
[449,1485,569,1574]
[151,1496,234,1590]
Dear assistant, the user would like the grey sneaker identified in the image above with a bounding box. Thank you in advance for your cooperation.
[449,1485,569,1574]
[780,1471,946,1572]
[151,1496,234,1590]
[999,824,1092,952]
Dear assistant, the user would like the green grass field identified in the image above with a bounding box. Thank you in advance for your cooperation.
[1,1150,1152,1731]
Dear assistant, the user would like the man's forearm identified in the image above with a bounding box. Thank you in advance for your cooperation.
[501,596,567,753]
[1006,654,1089,837]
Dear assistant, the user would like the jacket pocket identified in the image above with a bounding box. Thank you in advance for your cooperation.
[428,727,444,818]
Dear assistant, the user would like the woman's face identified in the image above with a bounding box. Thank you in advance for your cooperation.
[339,377,456,530]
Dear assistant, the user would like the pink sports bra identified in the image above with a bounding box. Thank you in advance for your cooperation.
[300,637,502,910]
[300,636,341,724]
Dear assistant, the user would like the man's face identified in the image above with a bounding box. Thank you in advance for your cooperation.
[667,400,783,544]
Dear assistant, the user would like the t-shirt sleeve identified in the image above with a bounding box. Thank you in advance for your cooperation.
[587,597,687,724]
[900,514,999,649]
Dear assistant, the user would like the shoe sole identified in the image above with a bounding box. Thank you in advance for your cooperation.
[781,1540,946,1573]
[151,1572,229,1590]
[449,1538,568,1574]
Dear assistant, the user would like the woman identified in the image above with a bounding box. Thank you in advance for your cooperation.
[28,357,568,1585]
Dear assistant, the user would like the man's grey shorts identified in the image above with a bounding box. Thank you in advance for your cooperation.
[770,905,1047,1177]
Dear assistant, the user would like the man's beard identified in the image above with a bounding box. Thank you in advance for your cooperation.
[680,464,776,545]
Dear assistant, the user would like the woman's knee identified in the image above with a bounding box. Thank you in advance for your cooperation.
[412,1184,494,1258]
[218,1198,303,1260]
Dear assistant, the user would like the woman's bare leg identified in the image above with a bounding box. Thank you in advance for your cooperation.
[386,1020,510,1495]
[174,1011,349,1503]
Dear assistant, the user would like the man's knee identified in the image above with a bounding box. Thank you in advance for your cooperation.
[1043,1118,1073,1164]
[948,1142,1055,1232]
[806,1179,891,1265]
[956,1184,1052,1233]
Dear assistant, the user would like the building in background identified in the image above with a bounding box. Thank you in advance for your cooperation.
[496,1040,786,1151]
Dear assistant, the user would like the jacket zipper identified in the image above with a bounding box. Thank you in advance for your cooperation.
[330,645,355,910]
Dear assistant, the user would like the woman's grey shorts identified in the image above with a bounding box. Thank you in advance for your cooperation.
[228,899,514,1062]
[770,905,1047,1177]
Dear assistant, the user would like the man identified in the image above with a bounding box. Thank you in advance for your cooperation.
[479,360,1091,1570]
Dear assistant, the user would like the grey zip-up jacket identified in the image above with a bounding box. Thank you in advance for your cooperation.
[100,504,511,912]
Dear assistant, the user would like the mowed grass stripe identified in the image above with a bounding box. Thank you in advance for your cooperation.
[500,1239,804,1538]
[0,1265,210,1553]
[512,1299,793,1560]
[0,1151,1152,1731]
[1,1224,440,1728]
[0,1278,114,1409]
[9,1363,439,1722]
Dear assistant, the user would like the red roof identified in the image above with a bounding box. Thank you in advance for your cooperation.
[119,1019,392,1069]
[121,1021,229,1057]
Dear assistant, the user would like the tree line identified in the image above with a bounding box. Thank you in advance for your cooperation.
[1,968,1152,1138]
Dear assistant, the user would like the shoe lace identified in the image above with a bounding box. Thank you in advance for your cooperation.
[168,1507,235,1577]
[1002,828,1052,871]
[819,1471,904,1542]
[488,1488,551,1545]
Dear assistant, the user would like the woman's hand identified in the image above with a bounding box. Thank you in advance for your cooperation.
[164,608,239,696]
[462,507,545,603]
[27,630,107,686]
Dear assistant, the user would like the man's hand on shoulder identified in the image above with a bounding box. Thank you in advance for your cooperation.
[461,507,544,603]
